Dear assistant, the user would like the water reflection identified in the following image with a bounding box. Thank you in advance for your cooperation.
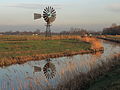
[91,51,104,57]
[33,58,56,79]
[43,58,56,79]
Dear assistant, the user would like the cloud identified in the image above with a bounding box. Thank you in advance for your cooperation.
[5,3,62,10]
[107,3,120,12]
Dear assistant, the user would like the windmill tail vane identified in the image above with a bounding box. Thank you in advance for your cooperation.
[34,6,56,37]
[34,13,42,20]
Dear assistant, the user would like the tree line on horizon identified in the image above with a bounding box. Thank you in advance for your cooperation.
[102,24,120,35]
[0,28,102,36]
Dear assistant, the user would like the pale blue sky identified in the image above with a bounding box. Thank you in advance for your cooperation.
[0,0,120,32]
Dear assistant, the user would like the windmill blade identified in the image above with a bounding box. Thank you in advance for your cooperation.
[43,11,48,15]
[51,11,55,14]
[44,16,49,21]
[52,7,53,10]
[46,7,49,12]
[50,6,52,12]
[51,11,56,15]
[34,13,41,20]
[51,9,55,13]
[44,9,48,13]
[48,6,49,12]
[44,18,49,22]
[50,6,52,10]
[43,13,48,16]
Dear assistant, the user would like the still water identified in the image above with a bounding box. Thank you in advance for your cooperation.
[0,40,120,90]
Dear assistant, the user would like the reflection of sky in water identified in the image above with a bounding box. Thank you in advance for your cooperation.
[0,40,120,89]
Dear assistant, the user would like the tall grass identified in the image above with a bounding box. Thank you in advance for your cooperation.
[54,53,120,90]
[0,35,81,41]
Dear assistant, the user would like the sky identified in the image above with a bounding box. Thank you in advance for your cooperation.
[0,0,120,32]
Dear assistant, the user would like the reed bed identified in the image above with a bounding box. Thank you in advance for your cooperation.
[0,35,81,41]
[54,53,120,90]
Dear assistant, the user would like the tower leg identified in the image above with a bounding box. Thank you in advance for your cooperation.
[49,25,51,37]
[46,24,48,37]
[45,26,48,37]
[46,24,51,37]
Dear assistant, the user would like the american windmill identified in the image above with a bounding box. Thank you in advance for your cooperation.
[34,6,56,37]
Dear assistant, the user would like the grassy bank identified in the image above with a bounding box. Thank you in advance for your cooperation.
[97,35,120,43]
[105,35,120,40]
[55,54,120,90]
[87,61,120,90]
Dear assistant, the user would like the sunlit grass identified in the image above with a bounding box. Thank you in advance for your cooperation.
[98,35,120,43]
[106,35,120,40]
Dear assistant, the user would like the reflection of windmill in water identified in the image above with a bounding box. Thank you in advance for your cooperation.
[33,58,56,79]
[33,66,41,73]
[91,50,104,58]
[43,58,56,79]
[34,6,56,37]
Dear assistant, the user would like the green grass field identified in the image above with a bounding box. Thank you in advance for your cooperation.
[0,35,91,58]
[105,35,120,40]
[87,63,120,90]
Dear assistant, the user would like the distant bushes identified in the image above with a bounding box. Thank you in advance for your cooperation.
[103,25,120,35]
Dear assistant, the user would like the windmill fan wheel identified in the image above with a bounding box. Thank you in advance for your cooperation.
[43,6,56,24]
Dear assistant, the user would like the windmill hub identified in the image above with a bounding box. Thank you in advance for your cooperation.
[34,6,56,37]
[48,13,52,17]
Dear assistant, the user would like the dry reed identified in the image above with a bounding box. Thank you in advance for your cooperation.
[54,53,120,90]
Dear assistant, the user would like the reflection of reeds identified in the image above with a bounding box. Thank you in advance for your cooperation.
[55,54,120,90]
